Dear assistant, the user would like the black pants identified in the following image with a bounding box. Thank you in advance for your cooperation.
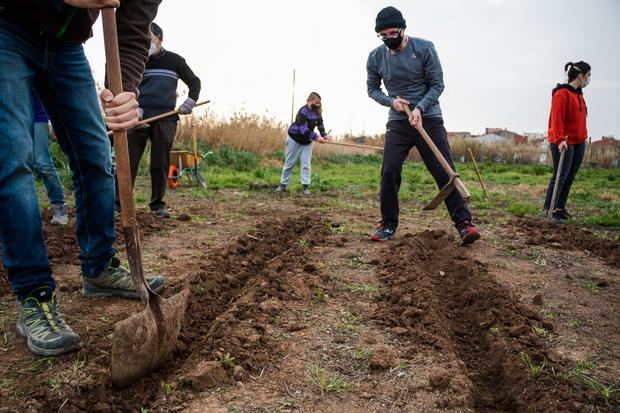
[116,120,177,211]
[381,117,471,227]
[544,142,585,211]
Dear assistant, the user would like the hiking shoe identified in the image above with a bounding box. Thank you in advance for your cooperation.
[456,220,481,245]
[154,208,171,219]
[554,209,572,221]
[274,184,287,193]
[302,185,311,195]
[50,203,69,226]
[370,223,396,241]
[550,213,566,224]
[17,287,81,356]
[82,257,165,298]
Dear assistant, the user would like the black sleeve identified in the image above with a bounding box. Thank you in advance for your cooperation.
[318,115,326,137]
[177,58,201,101]
[115,0,162,95]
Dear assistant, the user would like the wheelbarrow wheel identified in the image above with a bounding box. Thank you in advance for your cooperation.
[168,165,181,189]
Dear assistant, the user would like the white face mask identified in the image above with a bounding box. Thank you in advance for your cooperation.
[582,75,591,88]
[148,42,157,57]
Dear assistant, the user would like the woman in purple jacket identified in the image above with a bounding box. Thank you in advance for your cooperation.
[276,92,329,195]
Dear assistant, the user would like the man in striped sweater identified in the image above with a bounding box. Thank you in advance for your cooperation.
[122,22,201,219]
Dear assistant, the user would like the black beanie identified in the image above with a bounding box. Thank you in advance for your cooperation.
[375,6,406,32]
[150,22,163,41]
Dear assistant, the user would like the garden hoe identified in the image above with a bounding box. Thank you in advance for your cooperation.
[102,9,189,388]
[546,148,566,221]
[400,100,471,210]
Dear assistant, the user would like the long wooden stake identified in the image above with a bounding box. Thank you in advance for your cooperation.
[468,148,487,197]
[325,141,383,151]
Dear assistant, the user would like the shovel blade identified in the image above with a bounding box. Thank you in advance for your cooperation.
[424,181,456,210]
[110,289,189,388]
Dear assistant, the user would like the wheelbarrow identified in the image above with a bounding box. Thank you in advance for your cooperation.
[168,132,211,189]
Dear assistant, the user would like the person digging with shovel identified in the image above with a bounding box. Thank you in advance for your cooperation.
[544,61,591,223]
[366,6,480,244]
[0,0,164,357]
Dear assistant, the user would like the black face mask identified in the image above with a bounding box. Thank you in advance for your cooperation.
[383,33,403,50]
[311,104,321,111]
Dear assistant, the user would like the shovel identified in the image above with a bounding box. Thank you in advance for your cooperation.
[400,101,470,210]
[546,147,566,221]
[102,9,189,388]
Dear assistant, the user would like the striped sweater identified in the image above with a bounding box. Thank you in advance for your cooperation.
[288,105,327,145]
[137,48,201,120]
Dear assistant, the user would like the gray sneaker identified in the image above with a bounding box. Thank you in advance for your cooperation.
[302,185,311,195]
[50,203,69,225]
[274,184,287,193]
[17,288,81,356]
[83,257,165,298]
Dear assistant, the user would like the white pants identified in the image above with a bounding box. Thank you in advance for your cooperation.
[279,135,314,186]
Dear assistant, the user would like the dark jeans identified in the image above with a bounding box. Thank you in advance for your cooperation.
[122,120,177,211]
[0,17,116,299]
[381,117,471,227]
[544,142,585,211]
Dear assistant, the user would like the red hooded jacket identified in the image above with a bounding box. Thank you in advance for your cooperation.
[547,84,588,144]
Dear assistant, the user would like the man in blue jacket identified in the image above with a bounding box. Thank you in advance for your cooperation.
[366,6,480,245]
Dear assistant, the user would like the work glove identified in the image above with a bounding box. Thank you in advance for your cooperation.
[178,97,196,115]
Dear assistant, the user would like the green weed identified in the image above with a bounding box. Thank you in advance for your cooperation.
[305,363,348,394]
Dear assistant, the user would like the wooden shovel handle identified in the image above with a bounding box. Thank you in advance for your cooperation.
[107,100,211,136]
[102,8,149,300]
[400,100,470,201]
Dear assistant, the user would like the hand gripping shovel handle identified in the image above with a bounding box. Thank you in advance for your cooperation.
[102,8,149,302]
[547,148,566,221]
[400,100,471,203]
[107,100,211,136]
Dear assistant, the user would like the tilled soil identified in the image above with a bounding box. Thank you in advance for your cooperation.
[0,211,328,412]
[508,218,620,268]
[0,192,618,412]
[373,230,614,412]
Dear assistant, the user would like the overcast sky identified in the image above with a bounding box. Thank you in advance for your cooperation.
[85,0,619,139]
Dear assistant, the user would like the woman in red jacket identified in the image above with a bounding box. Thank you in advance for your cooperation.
[544,61,591,223]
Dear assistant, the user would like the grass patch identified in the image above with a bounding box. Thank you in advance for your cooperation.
[306,362,348,394]
[521,352,546,375]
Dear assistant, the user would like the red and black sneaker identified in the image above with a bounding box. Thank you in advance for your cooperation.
[370,223,396,242]
[455,220,481,245]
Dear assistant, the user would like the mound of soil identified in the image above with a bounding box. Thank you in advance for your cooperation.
[373,230,609,412]
[508,218,620,268]
[1,213,327,412]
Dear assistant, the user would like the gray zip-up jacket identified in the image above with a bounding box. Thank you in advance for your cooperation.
[367,36,444,120]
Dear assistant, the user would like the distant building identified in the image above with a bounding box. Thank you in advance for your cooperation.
[591,136,620,148]
[484,127,526,144]
[448,131,472,140]
[470,133,511,144]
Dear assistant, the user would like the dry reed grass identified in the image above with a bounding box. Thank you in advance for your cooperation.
[174,111,619,166]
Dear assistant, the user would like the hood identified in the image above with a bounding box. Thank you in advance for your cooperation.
[552,83,583,97]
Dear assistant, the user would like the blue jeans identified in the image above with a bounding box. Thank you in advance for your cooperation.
[33,122,65,205]
[0,16,116,300]
[544,142,586,211]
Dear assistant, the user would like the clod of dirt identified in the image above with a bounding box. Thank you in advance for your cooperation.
[429,371,452,390]
[176,214,192,222]
[532,294,544,306]
[185,361,229,391]
[333,335,347,344]
[232,365,246,381]
[303,263,318,273]
[369,344,397,370]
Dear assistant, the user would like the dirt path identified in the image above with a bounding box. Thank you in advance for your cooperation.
[0,190,618,412]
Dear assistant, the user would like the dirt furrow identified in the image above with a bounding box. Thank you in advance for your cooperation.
[374,230,610,412]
